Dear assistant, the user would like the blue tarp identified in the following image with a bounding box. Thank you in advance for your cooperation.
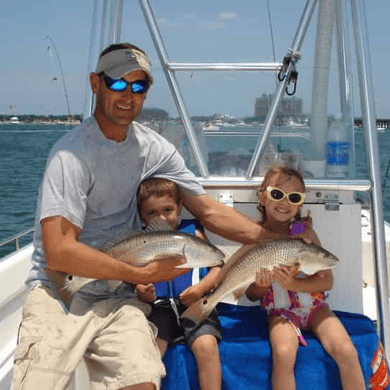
[162,303,389,389]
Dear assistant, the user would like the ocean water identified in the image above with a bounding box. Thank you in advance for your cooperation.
[1,123,390,259]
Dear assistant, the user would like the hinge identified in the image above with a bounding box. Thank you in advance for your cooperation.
[325,194,340,211]
[219,192,234,208]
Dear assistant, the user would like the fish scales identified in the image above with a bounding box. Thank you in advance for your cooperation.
[181,239,339,325]
[48,228,225,307]
[104,231,192,264]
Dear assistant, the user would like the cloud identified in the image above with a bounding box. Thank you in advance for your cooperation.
[201,22,225,30]
[166,23,185,28]
[157,18,185,29]
[218,12,236,22]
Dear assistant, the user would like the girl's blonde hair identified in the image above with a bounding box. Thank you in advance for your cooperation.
[258,163,311,224]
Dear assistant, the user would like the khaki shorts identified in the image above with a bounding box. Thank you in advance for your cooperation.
[12,284,165,390]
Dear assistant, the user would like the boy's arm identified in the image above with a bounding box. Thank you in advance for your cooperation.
[179,266,221,307]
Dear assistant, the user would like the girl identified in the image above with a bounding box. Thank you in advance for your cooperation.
[245,164,365,390]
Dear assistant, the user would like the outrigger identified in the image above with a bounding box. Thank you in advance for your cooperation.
[1,0,389,388]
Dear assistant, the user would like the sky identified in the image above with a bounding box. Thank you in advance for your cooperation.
[1,0,389,119]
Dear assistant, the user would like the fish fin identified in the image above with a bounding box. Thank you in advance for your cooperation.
[145,217,174,232]
[99,229,138,251]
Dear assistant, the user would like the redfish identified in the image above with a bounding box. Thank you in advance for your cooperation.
[47,218,225,304]
[181,239,339,325]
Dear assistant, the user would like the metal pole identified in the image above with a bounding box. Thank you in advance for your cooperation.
[335,0,356,178]
[83,0,100,119]
[351,0,390,356]
[139,0,209,178]
[246,0,318,178]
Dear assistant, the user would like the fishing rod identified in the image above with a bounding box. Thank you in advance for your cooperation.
[44,36,71,117]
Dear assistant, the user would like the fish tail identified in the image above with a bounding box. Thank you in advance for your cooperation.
[181,297,213,325]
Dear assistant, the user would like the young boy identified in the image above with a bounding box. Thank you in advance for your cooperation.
[136,177,223,390]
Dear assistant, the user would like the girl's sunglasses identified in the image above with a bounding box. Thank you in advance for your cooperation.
[265,186,305,205]
[99,73,149,93]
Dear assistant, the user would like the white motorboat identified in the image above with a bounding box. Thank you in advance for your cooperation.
[1,0,389,389]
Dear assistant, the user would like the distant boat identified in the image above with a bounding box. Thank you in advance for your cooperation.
[9,116,21,124]
[202,122,220,131]
[377,126,387,132]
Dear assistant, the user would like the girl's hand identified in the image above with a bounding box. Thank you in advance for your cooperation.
[179,285,203,307]
[136,283,156,303]
[273,264,300,290]
[254,268,273,287]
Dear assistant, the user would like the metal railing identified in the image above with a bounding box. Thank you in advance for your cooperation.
[0,227,34,252]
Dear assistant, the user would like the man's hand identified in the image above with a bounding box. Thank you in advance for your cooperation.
[140,256,189,285]
[288,221,322,246]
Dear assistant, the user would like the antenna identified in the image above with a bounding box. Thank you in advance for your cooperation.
[44,36,71,117]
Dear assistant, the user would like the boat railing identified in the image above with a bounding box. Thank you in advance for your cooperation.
[0,227,34,252]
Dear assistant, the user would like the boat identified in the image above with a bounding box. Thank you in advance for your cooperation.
[8,116,21,125]
[202,122,220,132]
[1,0,390,389]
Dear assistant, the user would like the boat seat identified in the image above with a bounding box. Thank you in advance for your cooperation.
[161,302,388,389]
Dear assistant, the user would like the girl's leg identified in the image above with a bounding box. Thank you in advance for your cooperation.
[191,335,221,390]
[310,306,365,390]
[269,316,299,390]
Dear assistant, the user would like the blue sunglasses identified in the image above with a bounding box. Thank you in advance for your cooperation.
[99,73,149,93]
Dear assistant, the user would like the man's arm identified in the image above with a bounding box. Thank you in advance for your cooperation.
[42,216,188,285]
[181,193,275,244]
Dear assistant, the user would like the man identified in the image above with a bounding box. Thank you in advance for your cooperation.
[12,43,270,390]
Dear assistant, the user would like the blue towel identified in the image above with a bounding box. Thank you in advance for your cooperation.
[161,303,389,389]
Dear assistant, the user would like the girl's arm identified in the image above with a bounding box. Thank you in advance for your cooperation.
[274,267,333,293]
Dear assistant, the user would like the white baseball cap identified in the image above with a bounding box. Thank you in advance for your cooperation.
[96,48,154,84]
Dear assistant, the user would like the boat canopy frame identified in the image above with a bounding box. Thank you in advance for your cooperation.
[84,0,389,357]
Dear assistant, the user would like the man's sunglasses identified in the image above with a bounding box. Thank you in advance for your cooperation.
[99,73,149,93]
[266,186,305,205]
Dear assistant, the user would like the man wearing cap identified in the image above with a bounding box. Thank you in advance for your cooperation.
[12,43,269,390]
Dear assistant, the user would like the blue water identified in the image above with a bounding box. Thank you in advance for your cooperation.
[1,123,390,258]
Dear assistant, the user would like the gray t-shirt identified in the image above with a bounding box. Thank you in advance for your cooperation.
[27,116,206,296]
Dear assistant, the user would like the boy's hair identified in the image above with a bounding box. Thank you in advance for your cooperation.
[137,177,181,212]
[258,163,309,223]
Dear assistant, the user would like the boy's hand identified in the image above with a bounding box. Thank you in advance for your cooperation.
[136,283,156,303]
